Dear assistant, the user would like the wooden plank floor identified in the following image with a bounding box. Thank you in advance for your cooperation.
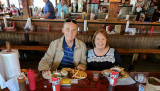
[18,50,160,72]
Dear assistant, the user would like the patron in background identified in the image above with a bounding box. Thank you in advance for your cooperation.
[43,0,56,19]
[39,7,44,17]
[87,29,122,71]
[38,19,87,72]
[10,4,19,16]
[145,2,155,21]
[55,0,69,18]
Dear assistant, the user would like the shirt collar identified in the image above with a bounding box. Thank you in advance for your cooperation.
[46,0,49,4]
[58,36,80,50]
[63,37,75,50]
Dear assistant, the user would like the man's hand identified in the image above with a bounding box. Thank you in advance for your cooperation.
[42,70,51,79]
[77,64,86,71]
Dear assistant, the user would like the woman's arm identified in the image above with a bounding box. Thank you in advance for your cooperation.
[114,49,122,67]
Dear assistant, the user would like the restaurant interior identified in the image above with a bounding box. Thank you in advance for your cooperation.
[0,0,160,91]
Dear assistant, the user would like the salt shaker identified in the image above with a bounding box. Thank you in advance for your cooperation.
[27,69,36,90]
[18,75,27,91]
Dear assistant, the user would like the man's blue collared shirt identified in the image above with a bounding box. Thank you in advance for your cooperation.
[58,38,75,69]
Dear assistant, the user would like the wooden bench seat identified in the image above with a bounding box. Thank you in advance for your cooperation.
[0,45,48,51]
[0,45,159,71]
[0,45,159,62]
[0,45,160,54]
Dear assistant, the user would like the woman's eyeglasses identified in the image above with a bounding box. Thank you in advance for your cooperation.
[65,19,77,24]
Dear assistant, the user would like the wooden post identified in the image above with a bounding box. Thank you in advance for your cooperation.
[108,2,119,21]
[6,0,10,8]
[21,0,30,19]
[6,41,11,52]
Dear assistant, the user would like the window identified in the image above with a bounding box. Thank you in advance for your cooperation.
[1,0,8,7]
[9,0,19,8]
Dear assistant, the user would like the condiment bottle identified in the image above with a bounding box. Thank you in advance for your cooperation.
[0,22,2,31]
[18,75,27,91]
[48,24,50,32]
[93,72,99,81]
[12,21,15,29]
[27,69,36,90]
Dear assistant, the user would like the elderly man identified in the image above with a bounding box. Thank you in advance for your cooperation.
[55,0,69,18]
[43,0,56,19]
[38,19,87,72]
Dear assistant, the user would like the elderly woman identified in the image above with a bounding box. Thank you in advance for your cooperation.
[87,29,122,71]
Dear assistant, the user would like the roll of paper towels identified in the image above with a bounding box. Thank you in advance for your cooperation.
[0,49,21,80]
[0,55,6,81]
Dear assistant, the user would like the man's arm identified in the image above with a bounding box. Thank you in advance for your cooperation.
[38,41,57,71]
[78,42,87,70]
[65,14,69,18]
[44,12,50,19]
[54,8,58,13]
[64,6,69,18]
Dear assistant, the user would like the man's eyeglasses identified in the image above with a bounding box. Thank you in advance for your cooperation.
[65,19,77,24]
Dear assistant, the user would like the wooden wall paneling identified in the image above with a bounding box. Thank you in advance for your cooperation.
[88,24,100,31]
[51,22,63,31]
[36,34,42,44]
[43,33,50,45]
[29,33,35,42]
[15,33,19,45]
[38,34,44,44]
[20,33,23,44]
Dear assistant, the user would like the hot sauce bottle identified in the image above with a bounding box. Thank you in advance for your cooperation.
[27,69,36,90]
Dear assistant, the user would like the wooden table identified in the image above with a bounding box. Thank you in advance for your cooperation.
[3,70,160,91]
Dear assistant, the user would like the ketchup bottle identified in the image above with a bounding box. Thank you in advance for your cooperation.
[27,68,36,90]
[48,24,51,32]
[12,21,15,29]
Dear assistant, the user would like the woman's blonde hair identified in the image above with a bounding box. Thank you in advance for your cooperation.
[92,29,110,48]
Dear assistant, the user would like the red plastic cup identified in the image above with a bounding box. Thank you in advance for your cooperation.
[51,77,60,91]
[109,68,120,86]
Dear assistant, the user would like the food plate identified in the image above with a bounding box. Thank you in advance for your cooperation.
[70,69,87,79]
[61,68,87,80]
[101,69,110,77]
[101,67,129,79]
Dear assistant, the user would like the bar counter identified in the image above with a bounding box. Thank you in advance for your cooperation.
[0,18,160,49]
